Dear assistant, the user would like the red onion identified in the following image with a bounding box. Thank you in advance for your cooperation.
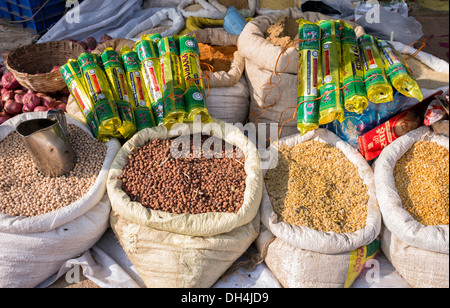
[22,92,41,112]
[84,37,97,51]
[14,92,25,104]
[2,90,14,102]
[55,102,67,112]
[4,99,23,115]
[34,106,49,112]
[1,72,20,90]
[40,96,57,109]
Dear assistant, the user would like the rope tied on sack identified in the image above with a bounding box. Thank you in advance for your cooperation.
[248,36,430,145]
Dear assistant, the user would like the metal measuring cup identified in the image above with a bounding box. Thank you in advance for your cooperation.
[16,110,77,177]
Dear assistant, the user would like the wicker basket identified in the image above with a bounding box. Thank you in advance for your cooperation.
[5,41,86,93]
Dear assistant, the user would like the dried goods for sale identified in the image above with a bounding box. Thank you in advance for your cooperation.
[107,119,262,288]
[374,126,449,288]
[0,112,121,288]
[258,129,381,288]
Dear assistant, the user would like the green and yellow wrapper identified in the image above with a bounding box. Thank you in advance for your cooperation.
[135,37,165,126]
[146,33,162,44]
[78,52,122,138]
[318,20,345,125]
[157,36,187,129]
[101,48,137,139]
[179,35,211,123]
[297,19,321,135]
[377,40,423,102]
[121,46,156,132]
[358,34,393,104]
[60,59,106,142]
[340,21,369,114]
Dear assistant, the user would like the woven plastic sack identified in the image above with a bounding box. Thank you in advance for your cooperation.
[107,118,263,288]
[0,112,121,288]
[257,128,381,288]
[373,126,449,288]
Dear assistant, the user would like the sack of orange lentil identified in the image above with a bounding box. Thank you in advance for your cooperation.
[258,128,382,288]
[0,112,121,288]
[106,118,263,288]
[374,126,449,288]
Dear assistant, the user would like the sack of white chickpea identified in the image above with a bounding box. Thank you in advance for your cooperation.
[374,126,449,288]
[256,129,382,288]
[107,118,263,288]
[0,112,121,288]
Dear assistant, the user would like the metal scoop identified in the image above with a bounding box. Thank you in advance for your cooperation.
[16,110,76,177]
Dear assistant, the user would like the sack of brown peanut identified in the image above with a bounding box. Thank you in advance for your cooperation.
[0,112,121,288]
[238,10,365,140]
[256,128,381,288]
[373,126,449,288]
[106,118,262,288]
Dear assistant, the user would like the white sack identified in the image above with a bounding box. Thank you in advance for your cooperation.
[0,112,121,288]
[373,126,449,254]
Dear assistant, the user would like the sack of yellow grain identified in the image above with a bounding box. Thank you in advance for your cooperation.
[374,126,449,288]
[258,128,381,288]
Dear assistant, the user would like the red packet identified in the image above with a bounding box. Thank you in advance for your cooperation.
[358,91,443,161]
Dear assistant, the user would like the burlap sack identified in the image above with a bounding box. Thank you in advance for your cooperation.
[0,112,121,288]
[238,10,365,139]
[373,126,449,288]
[257,129,382,288]
[106,118,263,288]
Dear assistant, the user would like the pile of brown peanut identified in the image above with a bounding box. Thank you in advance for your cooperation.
[118,134,247,215]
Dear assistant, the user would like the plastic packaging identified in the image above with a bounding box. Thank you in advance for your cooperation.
[121,47,156,132]
[318,20,345,125]
[178,35,211,123]
[223,5,248,35]
[101,48,137,139]
[157,36,187,129]
[340,21,369,114]
[358,34,393,104]
[59,60,104,142]
[297,19,321,135]
[377,40,423,102]
[135,37,165,126]
[78,52,122,138]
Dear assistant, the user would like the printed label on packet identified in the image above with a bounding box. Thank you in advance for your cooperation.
[297,19,321,135]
